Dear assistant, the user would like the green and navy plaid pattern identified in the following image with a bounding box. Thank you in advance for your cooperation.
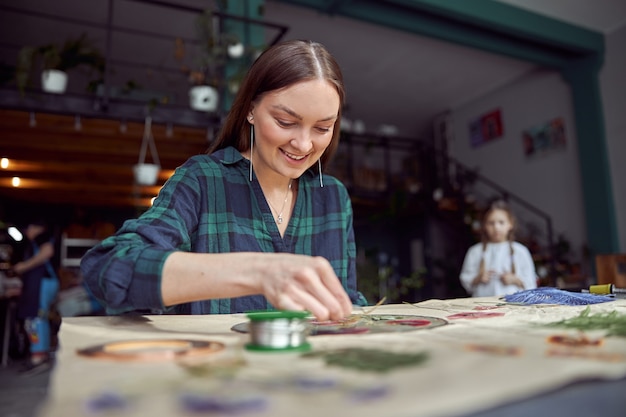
[81,146,364,315]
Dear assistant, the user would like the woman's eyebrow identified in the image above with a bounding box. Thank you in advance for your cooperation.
[318,114,338,123]
[272,104,337,123]
[272,104,302,120]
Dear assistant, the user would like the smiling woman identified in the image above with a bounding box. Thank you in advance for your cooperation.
[80,40,367,321]
[239,78,339,234]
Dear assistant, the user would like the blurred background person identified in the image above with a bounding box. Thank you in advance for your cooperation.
[10,218,59,373]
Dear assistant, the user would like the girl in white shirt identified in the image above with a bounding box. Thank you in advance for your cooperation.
[459,200,538,297]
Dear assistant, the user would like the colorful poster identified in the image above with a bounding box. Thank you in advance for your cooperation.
[469,108,503,148]
[522,117,566,157]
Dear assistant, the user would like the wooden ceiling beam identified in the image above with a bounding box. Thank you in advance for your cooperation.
[0,109,209,208]
[0,188,155,208]
[0,159,175,180]
[0,176,162,194]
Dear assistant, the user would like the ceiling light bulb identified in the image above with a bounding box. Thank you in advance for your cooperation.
[12,177,20,187]
[8,226,23,242]
[0,158,8,169]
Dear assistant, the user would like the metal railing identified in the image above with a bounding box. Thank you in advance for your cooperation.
[332,132,556,287]
[0,0,288,125]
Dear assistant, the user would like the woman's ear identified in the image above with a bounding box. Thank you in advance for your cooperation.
[247,105,255,123]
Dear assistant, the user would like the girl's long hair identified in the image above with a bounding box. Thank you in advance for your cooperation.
[207,39,345,168]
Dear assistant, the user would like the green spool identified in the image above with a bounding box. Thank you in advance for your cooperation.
[245,310,311,352]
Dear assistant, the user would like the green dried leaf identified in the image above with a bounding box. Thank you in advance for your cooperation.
[545,306,626,337]
[303,348,429,373]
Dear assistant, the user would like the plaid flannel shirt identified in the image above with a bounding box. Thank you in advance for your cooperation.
[81,146,365,314]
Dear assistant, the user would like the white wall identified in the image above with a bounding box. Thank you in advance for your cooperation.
[600,24,626,252]
[447,69,587,258]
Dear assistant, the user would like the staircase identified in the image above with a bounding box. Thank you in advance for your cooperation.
[329,132,558,303]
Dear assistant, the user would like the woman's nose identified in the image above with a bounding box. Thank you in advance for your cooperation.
[290,130,313,152]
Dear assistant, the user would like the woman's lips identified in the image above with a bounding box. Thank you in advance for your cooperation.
[281,149,309,164]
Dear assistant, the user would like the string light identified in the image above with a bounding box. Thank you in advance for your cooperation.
[11,177,20,187]
[7,227,23,242]
[0,158,8,169]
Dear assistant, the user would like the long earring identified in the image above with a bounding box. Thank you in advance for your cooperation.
[318,158,324,188]
[249,123,254,182]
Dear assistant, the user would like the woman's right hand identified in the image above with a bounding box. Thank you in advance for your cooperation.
[256,254,353,321]
[161,252,353,321]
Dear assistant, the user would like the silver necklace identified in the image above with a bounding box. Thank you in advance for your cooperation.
[267,180,292,224]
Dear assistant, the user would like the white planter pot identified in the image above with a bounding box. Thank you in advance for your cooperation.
[133,163,160,186]
[189,85,219,112]
[41,69,68,94]
[227,42,244,58]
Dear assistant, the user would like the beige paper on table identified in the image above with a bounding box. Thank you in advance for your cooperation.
[38,297,626,417]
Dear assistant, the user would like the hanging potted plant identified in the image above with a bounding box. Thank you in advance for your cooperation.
[175,9,242,112]
[16,33,105,95]
[225,42,265,94]
[187,68,220,112]
[133,116,161,186]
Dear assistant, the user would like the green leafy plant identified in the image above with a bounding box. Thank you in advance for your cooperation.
[175,8,240,88]
[545,306,626,337]
[303,348,429,373]
[15,33,105,94]
[356,248,426,305]
[177,7,267,88]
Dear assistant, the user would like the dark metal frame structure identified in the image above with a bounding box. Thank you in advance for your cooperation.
[0,0,289,128]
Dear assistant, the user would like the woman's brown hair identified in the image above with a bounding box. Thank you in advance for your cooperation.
[207,39,345,169]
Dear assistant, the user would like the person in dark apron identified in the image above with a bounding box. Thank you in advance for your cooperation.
[12,218,59,373]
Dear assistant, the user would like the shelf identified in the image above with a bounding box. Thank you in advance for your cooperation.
[0,88,220,129]
[60,234,101,269]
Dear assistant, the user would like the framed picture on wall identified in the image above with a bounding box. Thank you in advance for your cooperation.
[469,108,503,148]
[522,117,566,158]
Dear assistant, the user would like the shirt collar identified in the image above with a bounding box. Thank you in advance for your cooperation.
[218,146,246,165]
